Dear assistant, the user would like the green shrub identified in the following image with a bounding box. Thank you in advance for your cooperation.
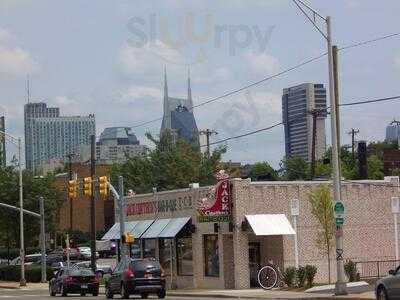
[0,247,42,260]
[305,265,317,287]
[0,265,53,282]
[296,266,306,287]
[344,260,358,282]
[282,267,297,287]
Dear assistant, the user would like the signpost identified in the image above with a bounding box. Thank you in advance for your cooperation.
[291,199,299,268]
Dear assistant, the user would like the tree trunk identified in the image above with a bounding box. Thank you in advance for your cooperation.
[327,250,331,284]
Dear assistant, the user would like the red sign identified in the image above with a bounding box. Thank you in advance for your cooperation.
[198,170,231,222]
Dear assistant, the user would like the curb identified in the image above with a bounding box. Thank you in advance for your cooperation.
[167,292,369,300]
[0,285,20,290]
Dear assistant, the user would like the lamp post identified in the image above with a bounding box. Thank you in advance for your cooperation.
[291,1,347,294]
[0,130,25,286]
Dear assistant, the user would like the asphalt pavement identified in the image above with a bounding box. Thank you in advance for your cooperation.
[0,288,251,300]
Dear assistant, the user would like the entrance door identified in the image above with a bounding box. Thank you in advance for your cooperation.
[248,242,261,288]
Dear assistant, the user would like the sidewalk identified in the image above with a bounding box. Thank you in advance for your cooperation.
[167,288,375,299]
[0,281,48,290]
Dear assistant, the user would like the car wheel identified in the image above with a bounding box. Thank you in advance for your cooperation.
[141,293,148,299]
[49,285,56,297]
[92,290,99,297]
[105,284,113,299]
[80,291,86,296]
[121,282,130,299]
[61,284,67,297]
[158,289,166,299]
[377,287,388,300]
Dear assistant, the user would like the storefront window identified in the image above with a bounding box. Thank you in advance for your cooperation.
[204,235,219,277]
[177,237,193,275]
[159,238,173,275]
[143,239,156,258]
[130,240,141,259]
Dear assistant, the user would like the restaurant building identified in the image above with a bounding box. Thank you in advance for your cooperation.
[102,174,399,289]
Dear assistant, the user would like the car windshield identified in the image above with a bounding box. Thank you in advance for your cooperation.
[68,269,94,276]
[131,259,161,271]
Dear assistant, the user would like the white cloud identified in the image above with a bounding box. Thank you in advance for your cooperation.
[121,86,161,102]
[0,28,39,79]
[244,51,279,75]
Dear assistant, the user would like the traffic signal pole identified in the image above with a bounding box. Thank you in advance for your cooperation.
[90,134,97,272]
[118,176,127,260]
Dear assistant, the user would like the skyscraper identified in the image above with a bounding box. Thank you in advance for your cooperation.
[24,102,95,173]
[0,116,5,167]
[386,120,400,144]
[77,127,148,164]
[160,69,199,145]
[282,83,327,161]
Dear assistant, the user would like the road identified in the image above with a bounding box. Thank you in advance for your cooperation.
[0,288,249,300]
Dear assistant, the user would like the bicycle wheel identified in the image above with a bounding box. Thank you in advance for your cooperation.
[258,265,278,290]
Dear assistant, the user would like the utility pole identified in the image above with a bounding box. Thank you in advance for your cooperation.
[67,154,74,230]
[309,109,324,180]
[39,196,46,283]
[90,135,97,272]
[118,176,127,261]
[18,137,25,286]
[199,129,218,156]
[347,128,359,159]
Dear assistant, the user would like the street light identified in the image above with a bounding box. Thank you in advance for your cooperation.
[291,0,347,295]
[0,130,25,286]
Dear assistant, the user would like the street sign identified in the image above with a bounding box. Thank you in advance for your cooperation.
[334,202,344,219]
[392,197,400,214]
[335,217,344,225]
[291,199,299,216]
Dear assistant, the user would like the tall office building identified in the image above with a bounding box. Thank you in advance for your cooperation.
[160,69,199,145]
[0,116,5,167]
[24,102,95,173]
[282,83,327,161]
[385,120,400,143]
[77,127,148,164]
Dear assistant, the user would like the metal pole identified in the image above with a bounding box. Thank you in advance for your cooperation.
[293,215,299,268]
[39,197,46,283]
[118,176,126,259]
[18,137,26,286]
[68,154,73,230]
[66,234,70,268]
[326,16,347,295]
[395,213,399,261]
[90,135,97,272]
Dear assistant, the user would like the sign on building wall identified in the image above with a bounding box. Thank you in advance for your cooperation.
[197,170,231,223]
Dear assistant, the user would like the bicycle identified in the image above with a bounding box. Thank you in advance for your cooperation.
[257,261,283,290]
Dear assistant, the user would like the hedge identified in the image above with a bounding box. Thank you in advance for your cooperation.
[0,247,42,260]
[0,265,54,282]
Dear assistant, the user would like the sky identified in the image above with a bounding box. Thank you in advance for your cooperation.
[0,0,399,168]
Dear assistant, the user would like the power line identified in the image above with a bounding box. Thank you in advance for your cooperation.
[131,31,400,131]
[202,94,400,147]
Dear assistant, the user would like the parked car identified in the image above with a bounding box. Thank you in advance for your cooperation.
[10,254,42,266]
[96,240,116,258]
[63,248,80,260]
[46,253,63,265]
[73,261,112,277]
[77,247,99,260]
[49,267,99,297]
[105,258,166,299]
[376,266,400,300]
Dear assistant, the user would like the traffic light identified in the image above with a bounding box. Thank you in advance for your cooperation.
[99,176,108,196]
[121,233,134,244]
[83,177,92,196]
[68,180,77,199]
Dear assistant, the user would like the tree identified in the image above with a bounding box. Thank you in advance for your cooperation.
[392,168,400,177]
[0,166,63,248]
[249,162,279,181]
[367,154,384,179]
[280,156,310,181]
[111,131,226,193]
[308,185,335,283]
[367,140,398,160]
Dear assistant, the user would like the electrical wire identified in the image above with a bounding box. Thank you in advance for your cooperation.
[339,32,400,51]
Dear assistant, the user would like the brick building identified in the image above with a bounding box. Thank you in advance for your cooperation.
[383,148,400,175]
[55,163,114,233]
[103,177,399,288]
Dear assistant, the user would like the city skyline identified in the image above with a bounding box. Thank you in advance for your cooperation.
[1,1,399,168]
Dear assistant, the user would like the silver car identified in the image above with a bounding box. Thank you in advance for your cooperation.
[376,267,400,300]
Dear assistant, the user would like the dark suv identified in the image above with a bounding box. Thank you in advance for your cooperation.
[106,258,166,299]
